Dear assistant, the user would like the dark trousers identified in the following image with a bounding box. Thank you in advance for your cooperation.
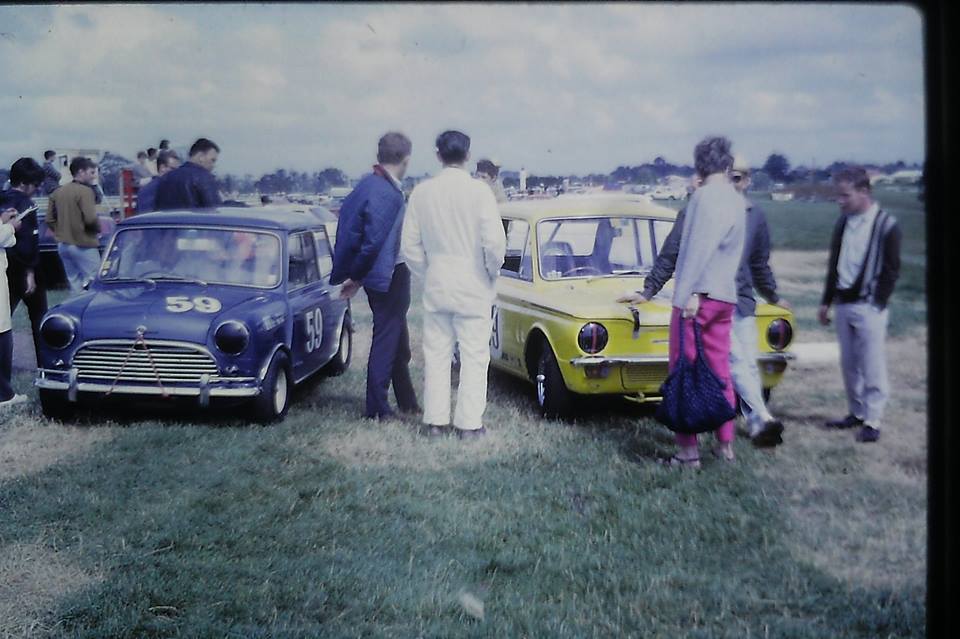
[364,263,418,418]
[7,262,47,363]
[0,330,13,401]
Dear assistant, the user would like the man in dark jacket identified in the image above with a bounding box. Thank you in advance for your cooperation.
[331,132,419,420]
[154,138,222,210]
[818,165,901,443]
[617,162,788,447]
[1,158,46,361]
[41,150,61,195]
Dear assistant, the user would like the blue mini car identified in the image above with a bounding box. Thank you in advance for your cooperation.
[34,206,352,423]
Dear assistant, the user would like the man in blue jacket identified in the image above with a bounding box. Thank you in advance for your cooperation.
[154,138,222,210]
[331,132,419,420]
[137,150,181,213]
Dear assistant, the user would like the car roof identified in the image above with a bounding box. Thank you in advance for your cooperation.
[118,205,337,231]
[499,194,679,222]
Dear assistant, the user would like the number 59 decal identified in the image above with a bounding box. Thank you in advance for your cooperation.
[165,296,223,313]
[305,307,323,353]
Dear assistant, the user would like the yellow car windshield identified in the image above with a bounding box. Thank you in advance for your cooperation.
[537,216,662,280]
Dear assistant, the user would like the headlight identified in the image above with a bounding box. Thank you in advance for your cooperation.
[766,318,793,351]
[40,314,76,350]
[214,321,250,355]
[577,322,608,354]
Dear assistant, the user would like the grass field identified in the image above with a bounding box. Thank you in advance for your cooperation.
[0,193,927,638]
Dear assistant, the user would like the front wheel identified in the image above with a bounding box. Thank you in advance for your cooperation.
[536,347,574,420]
[323,313,353,376]
[253,351,292,423]
[39,388,74,421]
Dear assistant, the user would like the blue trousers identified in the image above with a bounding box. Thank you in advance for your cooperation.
[364,263,418,418]
[0,330,13,401]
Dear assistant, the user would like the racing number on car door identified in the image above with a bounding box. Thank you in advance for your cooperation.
[305,307,323,353]
[490,304,502,358]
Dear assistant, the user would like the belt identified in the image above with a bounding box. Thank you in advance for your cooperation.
[835,288,865,304]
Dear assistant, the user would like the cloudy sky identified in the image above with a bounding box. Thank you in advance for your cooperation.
[0,3,925,178]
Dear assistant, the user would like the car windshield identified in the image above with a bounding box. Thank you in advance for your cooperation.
[537,216,661,280]
[100,227,282,288]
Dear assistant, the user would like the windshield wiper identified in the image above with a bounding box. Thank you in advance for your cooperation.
[143,273,209,286]
[585,269,649,282]
[104,276,157,286]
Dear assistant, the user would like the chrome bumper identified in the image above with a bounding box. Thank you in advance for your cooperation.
[35,367,260,404]
[569,352,796,366]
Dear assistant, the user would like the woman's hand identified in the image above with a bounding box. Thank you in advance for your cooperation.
[682,293,700,318]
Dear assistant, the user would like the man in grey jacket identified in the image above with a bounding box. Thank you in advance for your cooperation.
[618,156,788,447]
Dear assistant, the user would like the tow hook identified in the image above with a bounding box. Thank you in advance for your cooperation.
[629,306,640,339]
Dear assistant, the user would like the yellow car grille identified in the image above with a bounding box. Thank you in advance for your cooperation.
[621,362,669,387]
[73,344,220,384]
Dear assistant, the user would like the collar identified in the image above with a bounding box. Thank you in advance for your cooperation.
[846,202,879,227]
[703,172,728,186]
[373,164,403,192]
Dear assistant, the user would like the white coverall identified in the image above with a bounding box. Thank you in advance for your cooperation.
[401,167,506,430]
[0,221,16,333]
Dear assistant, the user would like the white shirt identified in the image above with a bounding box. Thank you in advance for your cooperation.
[400,166,506,317]
[837,202,879,290]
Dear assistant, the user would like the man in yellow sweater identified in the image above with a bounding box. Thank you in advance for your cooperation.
[47,157,101,292]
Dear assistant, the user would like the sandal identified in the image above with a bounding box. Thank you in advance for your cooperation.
[659,454,701,469]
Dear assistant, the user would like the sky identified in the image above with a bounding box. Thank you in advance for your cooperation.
[0,2,926,179]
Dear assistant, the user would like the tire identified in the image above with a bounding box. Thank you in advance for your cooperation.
[39,388,74,421]
[535,347,574,420]
[322,313,353,377]
[253,351,292,423]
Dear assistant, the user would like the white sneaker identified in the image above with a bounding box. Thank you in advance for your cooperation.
[0,394,29,410]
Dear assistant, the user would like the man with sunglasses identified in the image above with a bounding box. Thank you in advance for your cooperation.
[617,155,788,447]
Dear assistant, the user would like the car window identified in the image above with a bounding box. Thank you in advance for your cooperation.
[288,232,321,289]
[312,228,333,281]
[500,219,532,281]
[100,227,281,288]
[537,216,657,280]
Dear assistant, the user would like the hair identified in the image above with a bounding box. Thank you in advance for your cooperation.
[44,149,56,160]
[832,165,871,191]
[137,150,147,160]
[159,139,170,149]
[693,135,734,178]
[9,157,45,187]
[476,159,499,178]
[69,156,97,176]
[189,138,220,157]
[147,147,157,157]
[435,130,470,164]
[377,131,412,164]
[156,149,179,170]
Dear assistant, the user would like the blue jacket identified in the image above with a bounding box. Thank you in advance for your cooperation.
[136,175,164,213]
[0,189,40,268]
[330,167,406,293]
[154,161,222,210]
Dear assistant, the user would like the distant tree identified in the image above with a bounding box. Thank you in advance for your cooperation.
[636,167,658,185]
[318,167,348,188]
[749,170,772,191]
[762,153,791,182]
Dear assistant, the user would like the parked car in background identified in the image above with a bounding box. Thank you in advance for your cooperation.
[35,206,352,423]
[489,194,795,418]
[646,184,687,201]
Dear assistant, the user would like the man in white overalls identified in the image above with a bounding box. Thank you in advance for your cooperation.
[401,130,506,439]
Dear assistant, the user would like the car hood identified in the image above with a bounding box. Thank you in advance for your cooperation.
[79,284,274,343]
[503,277,675,325]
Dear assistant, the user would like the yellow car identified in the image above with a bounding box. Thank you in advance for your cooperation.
[490,194,795,418]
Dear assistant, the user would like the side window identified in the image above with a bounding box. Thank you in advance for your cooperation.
[288,232,320,288]
[500,219,532,280]
[313,228,333,281]
[653,220,675,254]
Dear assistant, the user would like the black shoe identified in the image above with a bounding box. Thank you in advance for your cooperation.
[365,410,397,422]
[456,427,487,440]
[825,414,864,429]
[855,425,881,443]
[422,424,452,437]
[752,420,785,448]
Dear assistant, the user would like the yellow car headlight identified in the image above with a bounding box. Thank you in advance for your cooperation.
[766,318,793,351]
[577,322,608,354]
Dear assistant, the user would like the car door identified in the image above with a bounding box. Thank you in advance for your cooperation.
[310,225,343,365]
[492,218,534,374]
[287,231,330,380]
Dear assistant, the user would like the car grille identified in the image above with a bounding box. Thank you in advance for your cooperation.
[621,363,668,387]
[72,343,220,384]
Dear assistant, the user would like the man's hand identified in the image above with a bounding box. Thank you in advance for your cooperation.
[25,270,37,296]
[339,278,361,299]
[1,208,22,231]
[777,298,792,311]
[817,304,831,326]
[682,293,700,319]
[616,291,650,304]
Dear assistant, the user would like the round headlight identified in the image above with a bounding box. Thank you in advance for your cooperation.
[215,321,250,355]
[40,314,76,350]
[766,318,793,351]
[577,322,609,354]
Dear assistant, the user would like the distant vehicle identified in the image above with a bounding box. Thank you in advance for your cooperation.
[35,206,352,423]
[326,186,352,214]
[647,185,687,201]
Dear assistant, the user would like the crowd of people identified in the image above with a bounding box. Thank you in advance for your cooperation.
[1,132,902,467]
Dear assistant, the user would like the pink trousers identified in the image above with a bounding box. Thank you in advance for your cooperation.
[669,298,736,447]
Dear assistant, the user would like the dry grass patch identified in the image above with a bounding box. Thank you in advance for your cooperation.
[0,542,101,639]
[0,417,116,483]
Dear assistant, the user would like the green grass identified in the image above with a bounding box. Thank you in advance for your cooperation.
[0,195,927,637]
